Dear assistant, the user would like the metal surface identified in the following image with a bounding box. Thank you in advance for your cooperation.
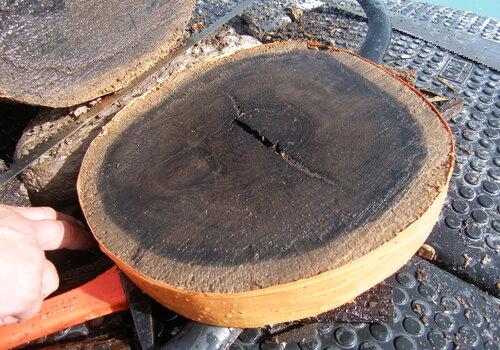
[384,0,500,41]
[162,323,242,350]
[120,273,155,350]
[0,0,258,187]
[355,0,392,63]
[332,1,500,70]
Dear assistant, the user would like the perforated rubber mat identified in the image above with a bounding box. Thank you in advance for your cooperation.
[230,257,499,350]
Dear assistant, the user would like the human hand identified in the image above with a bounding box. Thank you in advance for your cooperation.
[0,205,94,325]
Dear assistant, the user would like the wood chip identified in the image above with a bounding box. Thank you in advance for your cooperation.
[428,96,450,103]
[285,6,304,22]
[437,76,460,93]
[192,22,205,31]
[437,98,465,120]
[416,244,436,261]
[386,67,417,86]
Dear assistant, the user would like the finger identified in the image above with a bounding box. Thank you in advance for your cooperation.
[1,205,59,221]
[41,260,59,298]
[0,206,36,235]
[31,219,95,251]
[15,297,43,321]
[2,205,86,227]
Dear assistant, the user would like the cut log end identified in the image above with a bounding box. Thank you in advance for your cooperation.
[78,41,454,327]
[0,0,195,107]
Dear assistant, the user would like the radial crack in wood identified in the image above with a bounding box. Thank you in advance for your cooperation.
[232,98,343,188]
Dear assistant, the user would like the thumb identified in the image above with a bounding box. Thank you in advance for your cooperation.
[30,219,95,251]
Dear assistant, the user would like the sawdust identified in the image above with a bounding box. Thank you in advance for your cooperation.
[415,267,428,282]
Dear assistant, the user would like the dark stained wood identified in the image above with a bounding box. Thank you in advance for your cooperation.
[0,0,195,107]
[94,47,425,268]
[78,42,453,302]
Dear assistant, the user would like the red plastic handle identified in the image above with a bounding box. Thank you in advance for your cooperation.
[0,266,128,350]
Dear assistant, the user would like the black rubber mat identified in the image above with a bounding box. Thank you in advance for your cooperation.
[230,257,500,350]
[385,17,499,300]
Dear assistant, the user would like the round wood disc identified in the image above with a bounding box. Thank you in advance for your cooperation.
[78,42,454,327]
[0,0,194,107]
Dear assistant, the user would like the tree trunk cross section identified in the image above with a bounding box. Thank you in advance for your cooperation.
[78,42,454,327]
[0,0,195,107]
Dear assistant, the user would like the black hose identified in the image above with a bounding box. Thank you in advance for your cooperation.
[355,0,392,63]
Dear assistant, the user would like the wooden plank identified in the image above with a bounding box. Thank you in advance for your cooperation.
[78,41,454,327]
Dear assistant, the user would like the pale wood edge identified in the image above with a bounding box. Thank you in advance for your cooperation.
[95,170,451,327]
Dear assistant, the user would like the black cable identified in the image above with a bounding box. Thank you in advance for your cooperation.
[356,0,393,63]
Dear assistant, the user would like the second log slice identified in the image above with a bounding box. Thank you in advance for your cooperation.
[0,0,195,107]
[78,42,454,327]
